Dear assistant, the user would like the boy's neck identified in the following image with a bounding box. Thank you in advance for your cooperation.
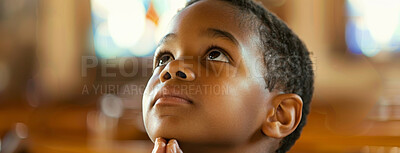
[179,132,279,153]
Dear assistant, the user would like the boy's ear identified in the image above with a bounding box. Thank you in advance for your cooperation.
[261,94,303,139]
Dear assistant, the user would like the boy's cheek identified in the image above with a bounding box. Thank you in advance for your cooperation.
[142,74,161,117]
[202,63,240,78]
[143,72,162,96]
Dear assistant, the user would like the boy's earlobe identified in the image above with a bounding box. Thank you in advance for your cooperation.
[261,94,303,139]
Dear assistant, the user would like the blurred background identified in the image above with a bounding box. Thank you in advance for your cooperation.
[0,0,399,152]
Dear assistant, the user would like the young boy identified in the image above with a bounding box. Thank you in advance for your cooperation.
[142,0,314,153]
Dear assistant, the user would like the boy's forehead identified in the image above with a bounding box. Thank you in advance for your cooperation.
[165,0,254,45]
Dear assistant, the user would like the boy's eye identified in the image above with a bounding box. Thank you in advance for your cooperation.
[157,54,174,67]
[207,49,229,63]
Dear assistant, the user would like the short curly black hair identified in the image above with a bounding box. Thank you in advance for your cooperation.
[183,0,314,152]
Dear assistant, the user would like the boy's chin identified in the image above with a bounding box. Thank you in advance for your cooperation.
[148,128,215,144]
[145,119,245,144]
[148,127,241,146]
[146,117,206,142]
[149,128,195,142]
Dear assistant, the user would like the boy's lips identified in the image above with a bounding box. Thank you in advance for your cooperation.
[151,86,193,107]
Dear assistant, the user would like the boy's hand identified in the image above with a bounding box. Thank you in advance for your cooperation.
[152,137,183,153]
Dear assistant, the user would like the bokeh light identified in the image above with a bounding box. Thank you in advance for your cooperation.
[129,19,157,56]
[91,0,188,58]
[100,94,123,118]
[346,0,400,57]
[107,0,146,48]
[153,0,188,43]
[93,23,125,58]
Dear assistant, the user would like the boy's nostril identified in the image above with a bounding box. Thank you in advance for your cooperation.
[163,72,171,80]
[176,71,187,79]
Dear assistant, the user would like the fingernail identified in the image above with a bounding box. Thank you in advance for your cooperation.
[172,139,178,145]
[171,139,179,150]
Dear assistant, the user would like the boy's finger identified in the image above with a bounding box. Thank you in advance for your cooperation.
[152,137,167,153]
[174,139,183,153]
[166,139,183,153]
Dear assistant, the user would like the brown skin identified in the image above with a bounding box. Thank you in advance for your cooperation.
[152,138,183,153]
[142,1,303,153]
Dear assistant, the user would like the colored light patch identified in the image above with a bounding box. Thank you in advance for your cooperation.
[146,2,159,25]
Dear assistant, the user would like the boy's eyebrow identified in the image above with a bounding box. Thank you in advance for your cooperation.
[157,33,177,47]
[205,28,238,45]
[157,28,238,47]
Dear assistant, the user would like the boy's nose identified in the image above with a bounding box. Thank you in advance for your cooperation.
[159,60,195,82]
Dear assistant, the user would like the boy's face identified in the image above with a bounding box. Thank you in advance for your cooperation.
[142,0,272,145]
